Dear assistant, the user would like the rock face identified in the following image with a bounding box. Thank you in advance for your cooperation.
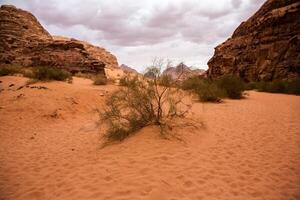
[207,0,300,81]
[0,5,118,74]
[163,63,206,81]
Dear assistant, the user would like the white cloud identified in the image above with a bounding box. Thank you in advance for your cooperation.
[0,0,265,71]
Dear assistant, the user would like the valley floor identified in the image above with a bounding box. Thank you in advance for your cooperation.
[0,76,299,200]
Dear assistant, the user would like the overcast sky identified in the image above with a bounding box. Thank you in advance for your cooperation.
[1,0,265,71]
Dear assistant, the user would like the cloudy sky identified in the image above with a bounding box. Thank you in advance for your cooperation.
[1,0,265,71]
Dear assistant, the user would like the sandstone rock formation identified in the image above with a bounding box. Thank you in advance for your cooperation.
[0,5,118,74]
[207,0,300,81]
[163,63,206,81]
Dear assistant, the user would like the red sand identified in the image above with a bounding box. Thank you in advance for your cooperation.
[0,76,299,200]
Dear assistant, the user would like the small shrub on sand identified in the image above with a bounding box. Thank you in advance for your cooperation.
[247,78,300,95]
[74,72,94,79]
[216,75,245,99]
[194,81,226,102]
[30,66,72,81]
[287,78,300,95]
[101,58,190,143]
[181,76,225,102]
[93,75,107,85]
[181,76,204,91]
[119,75,139,87]
[0,65,23,76]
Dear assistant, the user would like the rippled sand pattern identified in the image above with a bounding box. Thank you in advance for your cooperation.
[0,76,299,200]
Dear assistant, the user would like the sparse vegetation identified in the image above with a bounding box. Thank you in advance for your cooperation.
[181,76,225,102]
[93,74,107,85]
[181,75,245,102]
[101,58,190,143]
[194,81,226,102]
[29,66,72,82]
[245,78,300,95]
[158,74,174,87]
[74,72,94,79]
[119,75,139,87]
[216,75,245,99]
[0,65,23,76]
[0,65,72,82]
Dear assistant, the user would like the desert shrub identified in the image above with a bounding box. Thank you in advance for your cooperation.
[264,81,286,93]
[101,58,190,143]
[286,78,300,95]
[74,72,94,79]
[0,65,23,76]
[119,75,139,87]
[252,78,300,95]
[102,78,155,141]
[22,68,35,78]
[194,81,226,102]
[181,76,205,90]
[216,75,245,99]
[158,74,173,87]
[244,82,257,90]
[30,66,72,81]
[93,74,107,85]
[181,76,225,102]
[119,76,128,86]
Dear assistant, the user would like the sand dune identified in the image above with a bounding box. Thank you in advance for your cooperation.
[0,76,299,200]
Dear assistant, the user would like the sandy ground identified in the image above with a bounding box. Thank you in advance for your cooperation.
[0,76,299,200]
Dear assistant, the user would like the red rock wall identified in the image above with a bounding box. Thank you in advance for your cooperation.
[0,5,118,74]
[207,0,300,81]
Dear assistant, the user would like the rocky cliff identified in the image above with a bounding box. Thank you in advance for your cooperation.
[0,5,118,74]
[207,0,300,81]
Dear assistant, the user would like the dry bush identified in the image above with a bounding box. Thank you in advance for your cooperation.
[28,66,72,82]
[0,65,24,76]
[182,75,245,101]
[246,78,300,95]
[182,76,225,102]
[101,58,191,143]
[74,72,95,79]
[216,75,245,99]
[93,74,107,85]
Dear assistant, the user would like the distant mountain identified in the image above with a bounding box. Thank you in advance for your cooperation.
[119,64,138,74]
[162,63,206,81]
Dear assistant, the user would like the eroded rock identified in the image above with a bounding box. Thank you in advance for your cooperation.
[0,5,118,75]
[207,0,300,81]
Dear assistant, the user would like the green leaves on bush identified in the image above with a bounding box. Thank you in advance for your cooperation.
[246,78,300,95]
[0,65,72,82]
[30,66,72,81]
[102,77,156,142]
[102,61,190,143]
[0,65,23,76]
[182,77,224,102]
[216,75,245,99]
[181,75,244,102]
